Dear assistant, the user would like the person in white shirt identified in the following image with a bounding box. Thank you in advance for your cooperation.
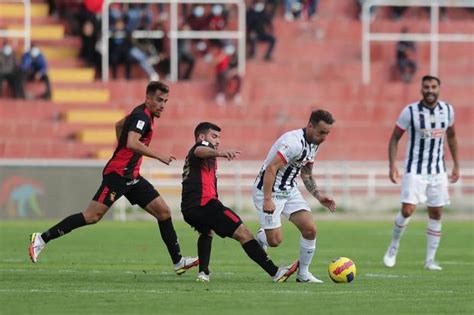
[384,75,460,271]
[252,109,336,283]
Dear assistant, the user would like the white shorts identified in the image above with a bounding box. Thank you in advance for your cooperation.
[252,186,311,229]
[400,173,450,207]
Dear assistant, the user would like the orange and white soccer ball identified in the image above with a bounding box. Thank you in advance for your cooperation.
[328,257,357,283]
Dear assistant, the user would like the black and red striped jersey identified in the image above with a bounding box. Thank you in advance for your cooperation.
[103,104,154,179]
[181,141,218,210]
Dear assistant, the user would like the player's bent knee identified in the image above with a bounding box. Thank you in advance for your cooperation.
[302,226,317,240]
[83,211,103,224]
[233,224,253,243]
[267,237,282,247]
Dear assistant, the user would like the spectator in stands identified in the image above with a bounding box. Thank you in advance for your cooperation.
[130,35,160,81]
[21,44,51,100]
[79,19,102,79]
[211,40,242,106]
[396,27,417,83]
[177,23,196,80]
[247,1,276,62]
[209,5,227,31]
[0,42,25,99]
[306,0,319,20]
[109,18,132,80]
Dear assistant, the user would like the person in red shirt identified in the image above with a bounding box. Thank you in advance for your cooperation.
[29,81,198,275]
[181,122,299,282]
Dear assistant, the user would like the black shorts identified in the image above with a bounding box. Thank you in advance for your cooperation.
[181,199,243,238]
[92,172,159,208]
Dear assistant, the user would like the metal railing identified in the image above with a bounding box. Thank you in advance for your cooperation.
[0,0,31,51]
[101,0,246,82]
[361,0,474,85]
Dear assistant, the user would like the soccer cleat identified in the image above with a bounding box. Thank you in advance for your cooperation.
[272,260,299,283]
[296,272,324,283]
[29,233,45,263]
[383,245,398,268]
[174,256,199,275]
[196,271,210,282]
[424,260,442,271]
[256,228,268,252]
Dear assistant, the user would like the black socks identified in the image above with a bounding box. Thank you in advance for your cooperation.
[242,239,279,276]
[197,234,213,274]
[158,218,182,264]
[41,213,87,243]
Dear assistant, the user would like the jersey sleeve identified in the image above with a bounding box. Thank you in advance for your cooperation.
[189,141,215,160]
[396,107,411,131]
[276,134,301,164]
[128,111,150,135]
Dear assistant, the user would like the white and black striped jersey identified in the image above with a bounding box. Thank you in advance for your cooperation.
[255,128,319,192]
[396,100,454,175]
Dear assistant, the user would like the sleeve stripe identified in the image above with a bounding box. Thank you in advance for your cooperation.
[395,124,406,132]
[277,151,288,164]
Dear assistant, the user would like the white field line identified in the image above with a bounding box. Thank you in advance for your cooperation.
[0,288,458,295]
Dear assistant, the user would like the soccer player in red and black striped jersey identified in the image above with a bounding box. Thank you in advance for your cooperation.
[181,122,299,282]
[29,81,198,275]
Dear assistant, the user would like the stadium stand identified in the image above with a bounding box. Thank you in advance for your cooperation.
[0,0,472,161]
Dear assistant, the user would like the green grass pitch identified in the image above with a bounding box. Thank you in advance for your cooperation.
[1,219,473,314]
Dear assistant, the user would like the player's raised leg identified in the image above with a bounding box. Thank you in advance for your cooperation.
[144,196,198,274]
[232,223,298,283]
[29,200,109,263]
[383,203,415,268]
[289,210,323,283]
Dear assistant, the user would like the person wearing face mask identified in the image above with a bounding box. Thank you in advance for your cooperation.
[0,42,25,99]
[246,1,276,61]
[21,44,52,100]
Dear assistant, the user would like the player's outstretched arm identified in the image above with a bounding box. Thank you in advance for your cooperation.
[126,131,176,165]
[388,126,404,184]
[301,163,336,212]
[194,146,241,160]
[447,125,460,183]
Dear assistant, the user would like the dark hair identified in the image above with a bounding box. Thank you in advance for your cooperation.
[146,81,169,96]
[194,122,221,139]
[309,109,335,125]
[422,75,441,85]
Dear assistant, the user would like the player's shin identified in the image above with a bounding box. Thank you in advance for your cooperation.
[158,218,182,264]
[242,239,279,276]
[391,212,411,248]
[198,233,212,274]
[426,219,442,263]
[41,213,87,243]
[298,237,316,275]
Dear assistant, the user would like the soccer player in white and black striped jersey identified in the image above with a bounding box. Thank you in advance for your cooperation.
[252,110,337,283]
[383,75,460,271]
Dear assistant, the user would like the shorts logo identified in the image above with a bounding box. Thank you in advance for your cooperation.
[110,192,116,202]
[136,120,145,130]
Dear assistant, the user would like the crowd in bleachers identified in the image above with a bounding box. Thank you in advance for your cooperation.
[1,0,473,101]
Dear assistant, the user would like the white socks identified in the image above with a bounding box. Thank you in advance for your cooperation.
[298,237,316,275]
[426,219,442,262]
[390,212,411,248]
[255,228,269,248]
